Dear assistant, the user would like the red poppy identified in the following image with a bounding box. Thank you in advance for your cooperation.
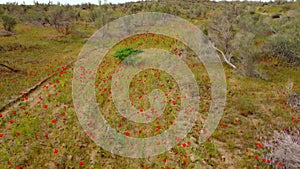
[255,142,264,148]
[125,131,130,136]
[156,126,161,132]
[0,133,3,137]
[52,119,57,124]
[79,161,84,166]
[54,149,58,154]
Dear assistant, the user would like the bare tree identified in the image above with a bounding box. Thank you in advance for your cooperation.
[206,7,239,69]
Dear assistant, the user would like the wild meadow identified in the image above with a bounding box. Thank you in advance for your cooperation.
[0,1,300,168]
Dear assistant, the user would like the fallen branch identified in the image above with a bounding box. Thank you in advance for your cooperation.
[212,45,237,69]
[0,61,75,112]
[0,63,20,72]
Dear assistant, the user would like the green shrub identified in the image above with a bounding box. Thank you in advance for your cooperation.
[112,48,142,65]
[1,14,17,31]
[265,34,300,66]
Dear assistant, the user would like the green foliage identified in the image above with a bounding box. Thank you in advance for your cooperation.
[1,14,17,31]
[112,48,142,65]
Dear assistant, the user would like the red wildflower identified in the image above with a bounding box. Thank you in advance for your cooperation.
[54,149,58,154]
[0,133,3,137]
[79,161,84,166]
[125,131,130,136]
[255,142,264,148]
[52,119,57,124]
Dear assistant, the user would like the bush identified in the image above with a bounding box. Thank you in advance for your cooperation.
[89,6,114,28]
[264,127,300,168]
[25,9,45,24]
[48,6,76,35]
[112,48,142,65]
[265,34,300,66]
[1,14,17,31]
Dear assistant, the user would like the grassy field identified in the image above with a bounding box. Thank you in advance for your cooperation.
[0,1,300,169]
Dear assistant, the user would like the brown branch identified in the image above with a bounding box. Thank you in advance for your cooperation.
[0,63,20,73]
[0,61,75,112]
